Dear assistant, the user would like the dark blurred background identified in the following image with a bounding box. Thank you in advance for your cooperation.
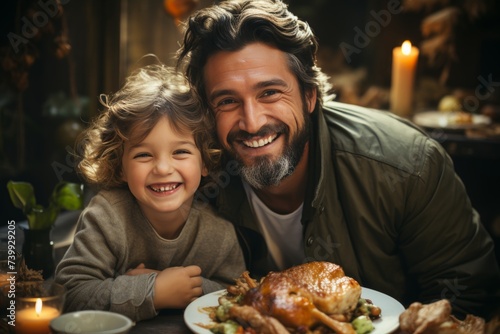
[1,1,500,259]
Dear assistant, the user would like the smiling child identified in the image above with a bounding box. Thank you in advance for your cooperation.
[55,64,245,321]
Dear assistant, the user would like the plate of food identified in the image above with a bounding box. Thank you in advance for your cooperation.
[184,262,405,334]
[413,111,491,130]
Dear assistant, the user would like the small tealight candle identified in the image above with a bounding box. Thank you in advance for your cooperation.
[13,282,65,334]
[16,298,61,334]
[390,40,419,117]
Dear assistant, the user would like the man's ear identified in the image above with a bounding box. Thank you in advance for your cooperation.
[306,88,317,113]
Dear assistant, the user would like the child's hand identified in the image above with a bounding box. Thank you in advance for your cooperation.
[126,263,159,276]
[153,265,203,309]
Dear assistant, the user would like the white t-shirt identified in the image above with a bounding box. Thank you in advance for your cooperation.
[242,181,306,270]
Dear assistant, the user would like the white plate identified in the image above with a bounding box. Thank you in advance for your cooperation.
[413,111,491,129]
[184,287,404,334]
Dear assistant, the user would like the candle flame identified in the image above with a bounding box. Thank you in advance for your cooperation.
[402,40,412,55]
[35,298,42,316]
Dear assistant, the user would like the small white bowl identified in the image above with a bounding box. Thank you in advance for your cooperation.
[50,310,134,334]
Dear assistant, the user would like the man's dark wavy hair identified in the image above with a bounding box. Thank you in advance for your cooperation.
[177,0,332,111]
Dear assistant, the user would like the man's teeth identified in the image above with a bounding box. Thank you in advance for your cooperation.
[243,135,277,148]
[151,184,178,192]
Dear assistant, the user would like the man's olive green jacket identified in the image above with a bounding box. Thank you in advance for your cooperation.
[209,101,500,319]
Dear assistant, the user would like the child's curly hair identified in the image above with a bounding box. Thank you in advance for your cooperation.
[76,64,220,189]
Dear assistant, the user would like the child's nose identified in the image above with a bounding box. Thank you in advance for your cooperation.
[154,158,174,175]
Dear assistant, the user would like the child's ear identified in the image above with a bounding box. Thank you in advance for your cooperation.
[120,169,127,182]
[201,165,208,177]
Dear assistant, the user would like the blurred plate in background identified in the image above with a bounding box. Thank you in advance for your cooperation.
[413,111,491,129]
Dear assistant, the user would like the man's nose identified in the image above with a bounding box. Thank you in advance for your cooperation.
[239,100,267,134]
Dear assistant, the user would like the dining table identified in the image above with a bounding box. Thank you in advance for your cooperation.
[130,309,192,333]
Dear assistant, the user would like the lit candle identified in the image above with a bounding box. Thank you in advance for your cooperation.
[390,40,419,117]
[16,298,61,334]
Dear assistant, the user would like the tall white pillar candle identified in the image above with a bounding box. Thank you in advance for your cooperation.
[390,40,419,117]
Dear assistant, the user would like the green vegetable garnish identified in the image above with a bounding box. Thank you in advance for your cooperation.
[215,299,234,322]
[352,315,375,334]
[210,320,240,334]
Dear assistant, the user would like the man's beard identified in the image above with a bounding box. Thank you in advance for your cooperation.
[228,108,311,189]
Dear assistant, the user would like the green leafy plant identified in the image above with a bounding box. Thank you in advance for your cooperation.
[7,180,84,230]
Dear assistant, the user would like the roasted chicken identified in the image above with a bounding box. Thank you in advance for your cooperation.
[242,261,362,333]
